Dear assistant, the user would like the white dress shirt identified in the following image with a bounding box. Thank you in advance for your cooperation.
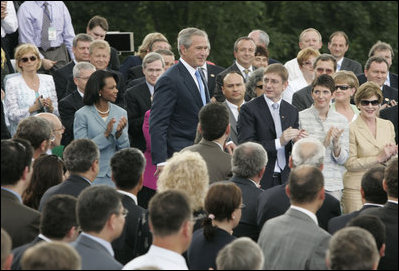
[336,58,344,71]
[290,205,319,225]
[117,190,138,205]
[225,99,244,122]
[235,61,253,80]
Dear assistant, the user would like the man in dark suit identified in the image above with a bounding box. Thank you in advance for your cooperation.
[238,63,305,189]
[150,27,211,172]
[380,104,398,144]
[201,61,225,100]
[1,139,40,249]
[257,137,341,231]
[59,62,96,147]
[230,142,266,241]
[125,52,165,152]
[328,165,387,234]
[214,37,256,102]
[328,31,362,75]
[38,139,99,211]
[361,158,398,270]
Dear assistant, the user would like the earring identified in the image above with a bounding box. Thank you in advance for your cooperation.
[99,93,101,97]
[232,216,236,220]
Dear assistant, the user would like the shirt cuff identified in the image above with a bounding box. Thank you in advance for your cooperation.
[275,138,283,150]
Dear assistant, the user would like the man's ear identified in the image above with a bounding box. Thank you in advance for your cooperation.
[285,184,290,198]
[225,124,231,137]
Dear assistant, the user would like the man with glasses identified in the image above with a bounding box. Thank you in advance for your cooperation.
[36,112,65,157]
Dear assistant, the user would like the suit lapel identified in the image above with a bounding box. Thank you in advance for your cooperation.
[224,101,237,134]
[178,62,204,108]
[355,116,379,147]
[258,97,277,136]
[90,105,108,130]
[72,91,84,109]
[280,100,291,130]
[141,83,152,108]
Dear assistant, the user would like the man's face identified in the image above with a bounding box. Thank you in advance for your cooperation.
[263,72,288,102]
[74,69,95,92]
[222,73,246,105]
[143,60,164,86]
[150,41,171,51]
[314,60,335,78]
[311,85,333,111]
[87,25,106,40]
[90,48,110,70]
[73,41,91,62]
[234,39,256,68]
[328,35,348,60]
[180,35,209,68]
[51,118,65,148]
[365,61,388,87]
[253,55,268,69]
[161,54,175,71]
[374,49,392,68]
[299,31,322,50]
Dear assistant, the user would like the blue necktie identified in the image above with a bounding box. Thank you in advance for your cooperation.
[41,2,51,51]
[271,103,286,171]
[195,69,206,106]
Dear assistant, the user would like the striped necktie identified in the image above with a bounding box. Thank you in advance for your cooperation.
[41,2,51,51]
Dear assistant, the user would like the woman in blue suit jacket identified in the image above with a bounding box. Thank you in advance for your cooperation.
[74,70,129,187]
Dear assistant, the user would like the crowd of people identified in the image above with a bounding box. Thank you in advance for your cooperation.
[1,1,398,270]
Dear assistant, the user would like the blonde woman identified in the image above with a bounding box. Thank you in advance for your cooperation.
[332,71,360,123]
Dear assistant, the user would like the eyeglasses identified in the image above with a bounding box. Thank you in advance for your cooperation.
[53,126,65,133]
[76,76,91,81]
[21,56,37,63]
[335,85,351,91]
[256,85,263,89]
[360,100,380,106]
[49,134,56,142]
[303,61,313,66]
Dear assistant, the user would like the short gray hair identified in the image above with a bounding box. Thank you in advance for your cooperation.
[291,137,325,168]
[249,29,270,47]
[232,142,267,178]
[72,62,96,78]
[142,52,165,69]
[246,67,265,99]
[72,33,93,48]
[216,237,264,270]
[177,27,209,55]
[63,139,99,173]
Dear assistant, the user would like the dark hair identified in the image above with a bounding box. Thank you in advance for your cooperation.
[1,138,33,185]
[40,195,77,239]
[87,15,108,31]
[63,139,99,173]
[23,155,64,210]
[77,186,122,233]
[83,70,119,105]
[110,148,146,190]
[14,116,52,149]
[149,190,191,237]
[365,56,389,71]
[361,166,387,204]
[329,31,349,45]
[384,158,398,198]
[233,37,255,52]
[314,54,337,71]
[348,215,386,251]
[203,182,242,241]
[311,74,335,94]
[288,165,324,204]
[199,103,229,141]
[255,45,269,58]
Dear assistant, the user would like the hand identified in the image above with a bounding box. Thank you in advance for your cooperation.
[377,144,397,163]
[42,59,56,70]
[224,141,236,155]
[293,129,308,142]
[30,96,43,113]
[42,97,54,113]
[115,117,127,139]
[331,127,344,147]
[154,165,164,177]
[104,118,116,138]
[210,97,217,103]
[280,127,300,146]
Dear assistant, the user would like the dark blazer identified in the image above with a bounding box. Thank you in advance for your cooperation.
[120,55,142,79]
[257,184,341,231]
[292,85,312,112]
[11,235,45,270]
[380,105,398,144]
[108,68,126,108]
[206,63,225,99]
[53,61,75,101]
[125,81,152,152]
[237,97,299,189]
[150,60,210,164]
[109,47,120,72]
[1,189,40,249]
[126,77,146,90]
[382,84,398,104]
[361,202,398,270]
[58,90,84,146]
[230,175,263,241]
[357,72,398,89]
[327,204,379,235]
[224,101,238,144]
[214,62,241,102]
[340,57,362,75]
[38,175,91,211]
[127,65,144,82]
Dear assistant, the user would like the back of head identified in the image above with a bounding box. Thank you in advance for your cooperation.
[291,137,325,168]
[327,227,379,270]
[199,102,229,141]
[216,237,264,270]
[40,195,77,239]
[110,148,146,190]
[384,157,398,198]
[248,29,270,48]
[347,215,386,252]
[361,165,387,204]
[63,139,99,174]
[148,190,191,237]
[1,228,12,268]
[21,241,81,270]
[14,116,52,150]
[1,138,33,186]
[288,165,324,204]
[77,186,122,233]
[232,142,267,178]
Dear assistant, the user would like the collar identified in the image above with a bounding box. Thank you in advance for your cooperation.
[211,140,224,151]
[248,178,261,188]
[38,234,52,242]
[77,88,84,98]
[363,203,384,207]
[336,57,344,69]
[263,95,282,108]
[1,187,22,203]
[80,232,115,257]
[290,205,318,225]
[145,81,155,96]
[235,61,252,73]
[225,99,245,109]
[308,104,332,120]
[117,190,138,205]
[179,57,198,76]
[387,200,398,205]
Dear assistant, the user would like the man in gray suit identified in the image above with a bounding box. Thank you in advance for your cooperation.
[257,165,330,270]
[72,186,125,270]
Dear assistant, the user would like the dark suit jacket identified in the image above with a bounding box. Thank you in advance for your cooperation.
[11,236,45,270]
[38,175,91,211]
[380,105,398,144]
[206,63,225,99]
[214,62,241,102]
[382,84,398,104]
[108,69,126,108]
[150,60,210,164]
[1,189,40,249]
[126,77,146,90]
[292,85,312,112]
[109,47,120,72]
[340,57,362,75]
[237,97,299,189]
[53,61,75,101]
[125,81,152,152]
[224,101,238,144]
[361,202,398,270]
[120,55,142,79]
[230,175,263,241]
[357,72,398,89]
[127,65,144,82]
[257,184,341,231]
[58,90,84,146]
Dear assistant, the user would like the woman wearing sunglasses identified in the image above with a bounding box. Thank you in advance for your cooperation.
[342,81,398,214]
[4,43,58,135]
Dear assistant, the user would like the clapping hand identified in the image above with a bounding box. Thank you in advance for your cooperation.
[280,127,301,146]
[115,116,127,139]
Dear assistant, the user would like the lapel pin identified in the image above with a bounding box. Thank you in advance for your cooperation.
[210,74,215,77]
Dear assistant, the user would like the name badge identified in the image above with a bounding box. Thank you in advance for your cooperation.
[48,27,57,41]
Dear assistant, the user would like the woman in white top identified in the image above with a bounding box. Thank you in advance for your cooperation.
[4,43,58,135]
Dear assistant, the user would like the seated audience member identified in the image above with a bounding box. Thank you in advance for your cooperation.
[216,237,264,270]
[13,116,52,159]
[252,46,269,69]
[58,62,96,147]
[246,67,265,99]
[257,165,331,270]
[123,190,192,270]
[299,74,349,201]
[326,227,380,270]
[20,241,81,270]
[4,43,58,136]
[72,186,125,270]
[38,139,99,211]
[155,49,175,71]
[1,138,40,249]
[182,103,232,183]
[328,165,386,235]
[230,142,266,241]
[110,148,151,264]
[188,182,242,270]
[331,70,360,122]
[361,158,398,270]
[379,104,398,144]
[1,228,13,270]
[36,112,65,157]
[22,154,65,210]
[11,194,79,270]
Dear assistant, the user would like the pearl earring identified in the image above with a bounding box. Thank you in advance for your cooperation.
[232,216,236,220]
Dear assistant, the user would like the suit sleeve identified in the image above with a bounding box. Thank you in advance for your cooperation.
[237,104,257,144]
[214,73,226,102]
[292,91,305,112]
[58,97,75,145]
[125,89,145,142]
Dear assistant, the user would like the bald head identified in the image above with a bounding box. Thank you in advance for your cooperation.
[291,138,325,169]
[36,113,64,148]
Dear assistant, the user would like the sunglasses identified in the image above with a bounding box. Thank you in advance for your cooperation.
[335,85,351,91]
[360,100,379,106]
[21,56,37,63]
[256,85,263,89]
